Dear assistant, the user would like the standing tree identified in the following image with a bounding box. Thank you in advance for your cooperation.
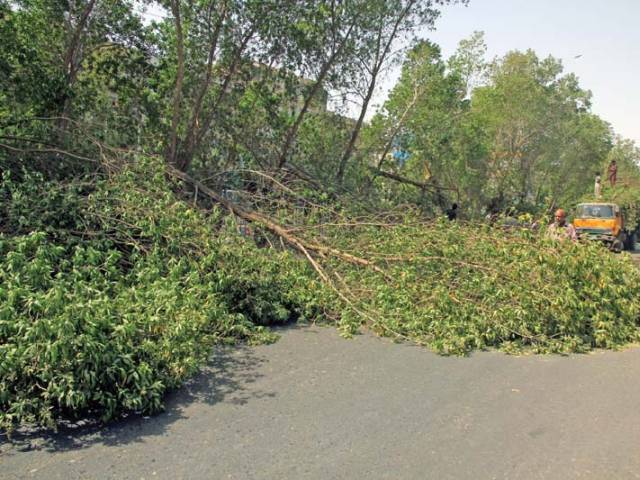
[335,0,465,183]
[469,50,609,210]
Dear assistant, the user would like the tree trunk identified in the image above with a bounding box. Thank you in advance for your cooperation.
[177,1,228,171]
[57,0,97,132]
[168,166,386,277]
[375,85,420,172]
[369,166,456,193]
[335,67,377,182]
[178,25,256,171]
[276,22,356,169]
[167,0,185,167]
[336,1,414,182]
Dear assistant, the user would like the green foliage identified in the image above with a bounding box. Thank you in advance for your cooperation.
[364,33,615,217]
[0,157,330,433]
[470,49,610,211]
[4,0,640,437]
[314,217,640,355]
[0,0,146,119]
[296,111,351,183]
[1,233,227,429]
[0,0,66,115]
[0,169,88,235]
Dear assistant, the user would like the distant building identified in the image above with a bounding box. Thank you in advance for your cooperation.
[242,62,329,116]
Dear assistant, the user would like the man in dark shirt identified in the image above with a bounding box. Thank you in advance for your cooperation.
[446,203,458,221]
[608,160,618,187]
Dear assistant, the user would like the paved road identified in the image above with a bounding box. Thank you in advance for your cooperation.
[3,325,640,480]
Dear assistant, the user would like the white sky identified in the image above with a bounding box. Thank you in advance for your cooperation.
[409,0,640,144]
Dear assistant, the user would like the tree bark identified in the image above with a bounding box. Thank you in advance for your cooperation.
[62,0,97,77]
[177,1,228,171]
[167,0,185,167]
[276,22,356,169]
[167,166,386,276]
[375,84,420,172]
[336,1,415,182]
[179,25,257,171]
[368,167,456,192]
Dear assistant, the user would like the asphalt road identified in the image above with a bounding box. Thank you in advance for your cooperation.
[3,324,640,480]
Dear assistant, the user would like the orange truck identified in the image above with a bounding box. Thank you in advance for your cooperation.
[573,202,627,252]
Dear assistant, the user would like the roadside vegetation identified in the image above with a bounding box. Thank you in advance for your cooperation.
[321,219,640,354]
[2,0,640,432]
[0,157,332,431]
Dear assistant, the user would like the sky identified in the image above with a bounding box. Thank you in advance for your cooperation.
[409,0,640,144]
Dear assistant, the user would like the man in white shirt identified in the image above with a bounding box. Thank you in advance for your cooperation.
[594,175,602,198]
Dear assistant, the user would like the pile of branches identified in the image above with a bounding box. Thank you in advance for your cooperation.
[0,151,334,432]
[170,163,640,355]
[3,140,640,432]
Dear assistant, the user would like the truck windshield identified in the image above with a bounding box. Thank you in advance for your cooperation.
[576,204,614,218]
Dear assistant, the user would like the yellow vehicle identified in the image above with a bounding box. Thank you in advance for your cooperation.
[573,202,626,252]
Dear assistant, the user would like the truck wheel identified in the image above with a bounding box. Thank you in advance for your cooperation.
[611,238,624,253]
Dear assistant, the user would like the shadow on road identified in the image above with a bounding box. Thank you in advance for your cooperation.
[1,343,273,454]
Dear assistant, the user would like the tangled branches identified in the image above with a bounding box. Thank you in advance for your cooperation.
[167,163,640,355]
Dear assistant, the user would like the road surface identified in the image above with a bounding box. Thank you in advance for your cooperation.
[3,324,640,480]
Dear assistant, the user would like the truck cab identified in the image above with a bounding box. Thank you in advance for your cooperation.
[573,202,625,251]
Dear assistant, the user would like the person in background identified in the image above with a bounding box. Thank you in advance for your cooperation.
[548,208,577,241]
[594,174,602,198]
[446,203,458,221]
[607,160,618,187]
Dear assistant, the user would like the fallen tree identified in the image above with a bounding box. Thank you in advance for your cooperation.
[168,161,640,355]
[3,152,640,434]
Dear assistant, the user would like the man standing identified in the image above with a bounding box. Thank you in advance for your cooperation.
[608,160,618,187]
[594,174,602,198]
[548,208,577,241]
[446,203,458,221]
